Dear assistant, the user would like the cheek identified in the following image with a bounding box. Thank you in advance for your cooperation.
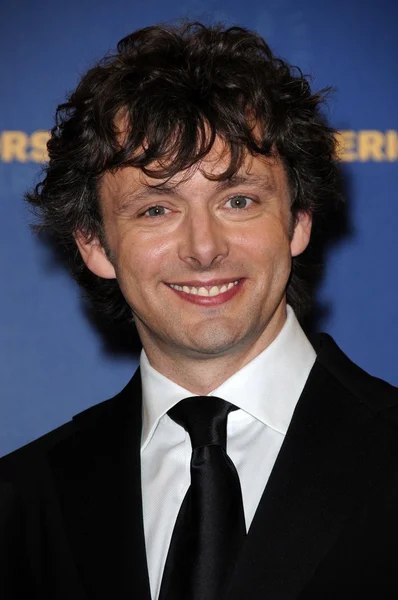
[240,221,291,264]
[112,232,173,289]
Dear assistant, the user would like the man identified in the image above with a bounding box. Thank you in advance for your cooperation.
[1,21,398,600]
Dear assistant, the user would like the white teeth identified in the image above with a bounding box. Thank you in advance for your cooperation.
[197,287,209,297]
[208,286,219,297]
[170,280,239,297]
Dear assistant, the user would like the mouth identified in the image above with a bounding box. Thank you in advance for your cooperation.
[166,278,244,306]
[168,280,240,297]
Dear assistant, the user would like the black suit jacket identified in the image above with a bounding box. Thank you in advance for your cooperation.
[1,334,398,599]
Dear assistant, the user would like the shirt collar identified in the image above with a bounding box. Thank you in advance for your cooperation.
[140,305,316,449]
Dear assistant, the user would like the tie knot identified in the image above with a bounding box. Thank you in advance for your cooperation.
[168,396,237,450]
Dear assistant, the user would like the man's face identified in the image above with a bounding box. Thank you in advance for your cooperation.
[77,139,311,363]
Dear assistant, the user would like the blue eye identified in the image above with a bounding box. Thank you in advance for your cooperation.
[145,205,169,217]
[227,195,253,209]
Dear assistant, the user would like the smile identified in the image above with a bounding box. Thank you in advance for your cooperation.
[169,280,240,297]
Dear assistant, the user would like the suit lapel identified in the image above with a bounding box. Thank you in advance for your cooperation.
[47,369,151,600]
[228,341,398,599]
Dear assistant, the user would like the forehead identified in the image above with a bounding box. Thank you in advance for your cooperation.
[100,137,289,201]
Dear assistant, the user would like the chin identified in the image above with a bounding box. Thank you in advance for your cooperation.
[181,324,249,357]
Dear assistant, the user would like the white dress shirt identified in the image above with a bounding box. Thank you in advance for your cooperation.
[140,305,316,600]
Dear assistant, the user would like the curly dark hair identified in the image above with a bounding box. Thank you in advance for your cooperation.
[27,21,342,324]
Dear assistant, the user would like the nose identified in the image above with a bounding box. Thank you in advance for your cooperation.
[178,209,229,269]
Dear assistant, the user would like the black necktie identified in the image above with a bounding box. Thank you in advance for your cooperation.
[159,396,246,600]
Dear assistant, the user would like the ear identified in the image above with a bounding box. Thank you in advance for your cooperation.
[74,231,116,279]
[290,211,312,257]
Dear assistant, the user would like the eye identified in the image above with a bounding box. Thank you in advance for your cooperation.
[144,205,170,217]
[225,195,254,209]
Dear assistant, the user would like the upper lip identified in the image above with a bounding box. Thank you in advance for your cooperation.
[166,278,242,287]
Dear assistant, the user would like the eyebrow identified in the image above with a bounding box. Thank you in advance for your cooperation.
[116,172,276,211]
[215,173,276,192]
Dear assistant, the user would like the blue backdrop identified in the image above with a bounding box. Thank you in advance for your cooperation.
[1,0,397,456]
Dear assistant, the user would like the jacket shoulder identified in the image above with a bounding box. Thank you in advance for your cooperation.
[0,378,136,479]
[314,333,398,418]
[0,418,76,477]
[0,368,141,476]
